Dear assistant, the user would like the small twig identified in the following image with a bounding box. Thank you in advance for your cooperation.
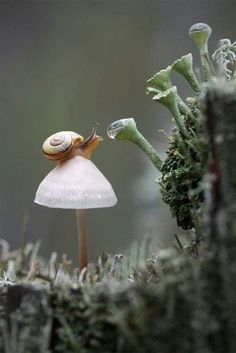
[174,234,184,251]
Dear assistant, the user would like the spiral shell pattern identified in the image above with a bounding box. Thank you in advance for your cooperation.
[42,131,83,160]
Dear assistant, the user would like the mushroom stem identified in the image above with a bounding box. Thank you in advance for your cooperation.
[75,209,89,270]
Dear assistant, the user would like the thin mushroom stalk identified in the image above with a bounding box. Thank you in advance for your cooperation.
[35,125,117,270]
[76,209,88,270]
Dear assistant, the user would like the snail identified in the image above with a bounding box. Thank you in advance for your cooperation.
[35,125,117,269]
[42,125,102,161]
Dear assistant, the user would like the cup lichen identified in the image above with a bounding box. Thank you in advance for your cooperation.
[108,23,235,232]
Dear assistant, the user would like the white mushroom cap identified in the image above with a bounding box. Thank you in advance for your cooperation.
[35,156,117,209]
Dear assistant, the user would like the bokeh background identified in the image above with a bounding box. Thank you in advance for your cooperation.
[1,0,235,263]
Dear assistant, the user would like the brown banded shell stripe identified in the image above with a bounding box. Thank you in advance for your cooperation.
[42,131,84,159]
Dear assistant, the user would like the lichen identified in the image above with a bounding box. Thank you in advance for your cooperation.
[146,23,235,232]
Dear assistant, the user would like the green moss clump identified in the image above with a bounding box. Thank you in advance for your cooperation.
[159,100,207,230]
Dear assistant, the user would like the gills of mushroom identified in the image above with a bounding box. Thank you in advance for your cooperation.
[34,127,117,270]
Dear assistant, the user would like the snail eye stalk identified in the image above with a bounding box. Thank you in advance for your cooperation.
[80,123,100,147]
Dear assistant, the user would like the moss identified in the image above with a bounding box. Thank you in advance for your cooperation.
[50,278,195,353]
[0,248,198,353]
[159,101,207,230]
[0,237,199,353]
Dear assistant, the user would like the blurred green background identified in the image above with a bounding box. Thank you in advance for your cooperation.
[1,0,235,263]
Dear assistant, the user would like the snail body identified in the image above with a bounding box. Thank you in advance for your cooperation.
[42,131,84,161]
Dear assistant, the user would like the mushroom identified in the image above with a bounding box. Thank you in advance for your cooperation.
[34,126,117,269]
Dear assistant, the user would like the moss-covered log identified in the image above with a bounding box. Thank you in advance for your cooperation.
[201,80,236,353]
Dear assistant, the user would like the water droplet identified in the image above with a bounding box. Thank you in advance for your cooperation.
[107,118,132,139]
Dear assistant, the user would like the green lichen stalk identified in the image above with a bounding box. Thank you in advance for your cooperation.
[171,53,201,95]
[189,23,214,81]
[107,118,163,171]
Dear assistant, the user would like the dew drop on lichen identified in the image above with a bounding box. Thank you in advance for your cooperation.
[107,119,128,139]
[107,126,119,139]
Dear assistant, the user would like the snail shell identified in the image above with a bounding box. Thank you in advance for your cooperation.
[42,131,83,161]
